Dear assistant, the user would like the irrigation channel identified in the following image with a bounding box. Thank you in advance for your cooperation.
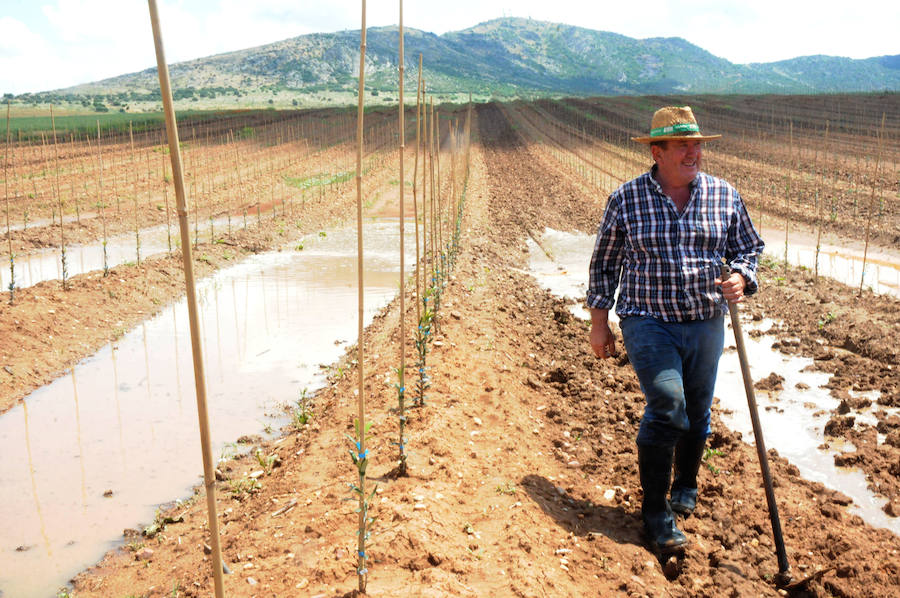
[526,227,900,539]
[0,219,416,598]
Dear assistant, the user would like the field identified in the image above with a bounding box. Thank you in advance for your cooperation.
[2,93,900,597]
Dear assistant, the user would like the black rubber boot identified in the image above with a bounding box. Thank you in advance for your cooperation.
[670,435,707,516]
[638,444,687,554]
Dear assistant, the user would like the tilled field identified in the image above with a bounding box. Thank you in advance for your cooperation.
[3,102,900,597]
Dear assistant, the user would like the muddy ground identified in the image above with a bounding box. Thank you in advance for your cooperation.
[2,103,899,597]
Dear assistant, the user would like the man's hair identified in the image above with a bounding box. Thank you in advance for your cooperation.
[650,140,668,149]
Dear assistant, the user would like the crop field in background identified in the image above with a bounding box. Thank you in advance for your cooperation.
[2,92,900,598]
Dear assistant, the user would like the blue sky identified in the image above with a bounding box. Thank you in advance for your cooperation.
[1,0,898,95]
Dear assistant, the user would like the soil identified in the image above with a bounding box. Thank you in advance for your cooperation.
[3,102,900,597]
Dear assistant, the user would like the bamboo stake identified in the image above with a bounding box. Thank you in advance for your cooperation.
[355,1,370,592]
[396,0,408,475]
[96,121,109,276]
[50,106,68,289]
[783,120,792,276]
[412,55,423,326]
[814,121,829,281]
[859,113,885,296]
[146,3,226,597]
[4,101,13,301]
[129,122,141,264]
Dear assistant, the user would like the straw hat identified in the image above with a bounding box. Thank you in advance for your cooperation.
[631,106,721,144]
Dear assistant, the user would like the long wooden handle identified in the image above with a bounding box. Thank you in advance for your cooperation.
[722,264,791,578]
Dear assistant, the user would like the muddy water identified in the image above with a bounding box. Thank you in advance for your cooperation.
[0,220,415,598]
[1,216,249,291]
[527,228,900,537]
[759,223,900,296]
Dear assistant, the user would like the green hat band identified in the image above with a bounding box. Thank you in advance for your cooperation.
[650,122,699,137]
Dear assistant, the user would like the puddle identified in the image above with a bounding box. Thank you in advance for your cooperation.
[527,228,900,537]
[1,216,250,291]
[0,219,415,598]
[759,224,900,296]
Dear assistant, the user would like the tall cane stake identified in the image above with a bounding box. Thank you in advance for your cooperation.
[146,2,226,596]
[352,1,373,592]
[396,0,408,475]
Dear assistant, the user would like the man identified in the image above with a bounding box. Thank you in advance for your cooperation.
[587,106,764,554]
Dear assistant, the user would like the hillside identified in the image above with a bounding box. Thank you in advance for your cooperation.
[10,17,900,108]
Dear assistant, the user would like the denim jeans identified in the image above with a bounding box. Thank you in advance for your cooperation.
[620,315,725,447]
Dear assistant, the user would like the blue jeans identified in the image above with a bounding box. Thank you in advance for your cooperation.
[620,315,725,447]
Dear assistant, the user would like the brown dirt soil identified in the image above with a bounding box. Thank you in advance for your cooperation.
[4,103,899,597]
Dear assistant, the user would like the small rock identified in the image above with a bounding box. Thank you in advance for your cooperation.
[334,548,347,559]
[135,547,154,561]
[296,578,309,589]
[3,365,13,376]
[473,417,483,426]
[567,460,580,468]
[883,498,900,517]
[451,310,462,320]
[247,577,258,586]
[102,489,114,498]
[215,469,226,481]
[603,489,616,501]
[249,470,265,479]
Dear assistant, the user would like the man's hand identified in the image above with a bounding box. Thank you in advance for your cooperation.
[589,308,617,359]
[715,271,747,303]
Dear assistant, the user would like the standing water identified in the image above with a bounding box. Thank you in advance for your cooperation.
[0,219,415,598]
[527,228,900,537]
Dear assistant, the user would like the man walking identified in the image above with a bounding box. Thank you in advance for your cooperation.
[587,106,764,554]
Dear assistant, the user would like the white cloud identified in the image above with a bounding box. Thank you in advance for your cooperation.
[0,17,57,95]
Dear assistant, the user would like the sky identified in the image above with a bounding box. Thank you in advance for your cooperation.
[1,0,898,95]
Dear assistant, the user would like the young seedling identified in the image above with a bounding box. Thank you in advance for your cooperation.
[293,387,313,429]
[393,364,408,475]
[414,288,434,407]
[345,418,377,589]
[704,447,724,475]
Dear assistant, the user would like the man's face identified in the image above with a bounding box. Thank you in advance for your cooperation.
[652,139,703,187]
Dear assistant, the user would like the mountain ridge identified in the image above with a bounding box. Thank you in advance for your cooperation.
[11,17,900,105]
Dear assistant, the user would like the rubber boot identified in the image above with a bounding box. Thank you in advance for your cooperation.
[638,444,687,554]
[670,435,707,516]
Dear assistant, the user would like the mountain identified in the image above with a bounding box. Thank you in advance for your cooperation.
[17,17,900,104]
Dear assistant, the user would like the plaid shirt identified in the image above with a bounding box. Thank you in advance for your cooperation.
[588,166,764,322]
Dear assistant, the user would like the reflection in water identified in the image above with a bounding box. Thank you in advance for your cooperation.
[0,220,415,598]
[527,228,900,538]
[23,402,53,560]
[72,370,88,514]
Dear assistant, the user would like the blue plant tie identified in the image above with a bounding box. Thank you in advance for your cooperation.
[358,551,366,558]
[358,449,368,460]
[355,441,362,451]
[399,386,405,392]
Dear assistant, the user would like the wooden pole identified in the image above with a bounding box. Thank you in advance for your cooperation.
[50,106,67,289]
[412,55,423,326]
[96,121,109,276]
[4,102,13,301]
[859,113,885,296]
[146,3,226,597]
[397,0,408,474]
[355,1,369,592]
